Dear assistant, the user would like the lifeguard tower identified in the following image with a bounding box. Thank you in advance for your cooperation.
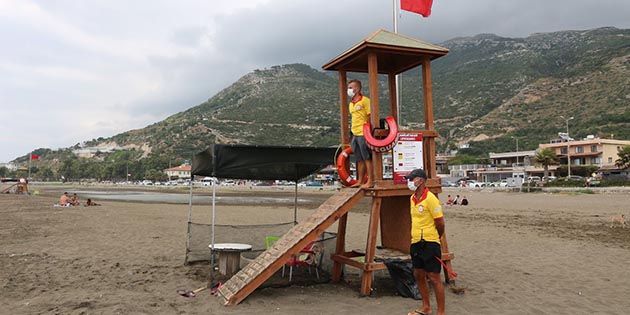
[321,29,453,295]
[217,30,453,305]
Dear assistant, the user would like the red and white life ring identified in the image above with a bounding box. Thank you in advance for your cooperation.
[336,147,357,187]
[363,115,399,152]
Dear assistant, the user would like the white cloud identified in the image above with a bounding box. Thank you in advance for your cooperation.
[1,0,630,162]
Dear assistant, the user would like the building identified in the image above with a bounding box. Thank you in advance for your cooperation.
[73,146,121,158]
[473,150,539,182]
[164,164,191,179]
[0,162,18,170]
[435,154,454,175]
[539,136,630,170]
[447,136,630,183]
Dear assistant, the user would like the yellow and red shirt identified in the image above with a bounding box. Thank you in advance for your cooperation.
[410,187,443,244]
[349,94,371,136]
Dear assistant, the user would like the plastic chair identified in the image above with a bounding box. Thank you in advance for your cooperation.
[265,236,280,249]
[266,236,286,276]
[285,241,322,282]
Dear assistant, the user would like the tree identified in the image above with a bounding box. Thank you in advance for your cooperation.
[615,145,630,170]
[535,148,559,181]
[59,159,77,181]
[0,166,7,177]
[448,154,479,165]
[39,167,55,181]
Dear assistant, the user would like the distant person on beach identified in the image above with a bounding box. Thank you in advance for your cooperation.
[348,79,373,188]
[453,195,459,205]
[59,192,72,206]
[406,168,446,315]
[84,199,100,206]
[70,193,80,206]
[446,195,454,206]
[461,196,469,206]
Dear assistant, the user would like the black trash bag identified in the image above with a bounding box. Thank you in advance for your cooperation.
[377,258,421,300]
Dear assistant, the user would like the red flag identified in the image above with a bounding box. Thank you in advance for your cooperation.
[31,153,39,160]
[401,0,433,17]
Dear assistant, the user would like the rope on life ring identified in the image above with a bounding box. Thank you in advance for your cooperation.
[363,115,399,152]
[336,147,357,187]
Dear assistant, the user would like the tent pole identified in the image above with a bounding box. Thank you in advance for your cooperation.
[294,181,298,225]
[209,177,217,284]
[185,173,193,265]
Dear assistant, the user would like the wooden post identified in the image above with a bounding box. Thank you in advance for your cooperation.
[361,197,382,295]
[421,57,437,179]
[218,252,241,278]
[331,212,348,282]
[367,52,383,181]
[339,71,349,146]
[388,73,398,123]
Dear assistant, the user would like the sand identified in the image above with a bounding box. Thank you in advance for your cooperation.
[1,186,629,315]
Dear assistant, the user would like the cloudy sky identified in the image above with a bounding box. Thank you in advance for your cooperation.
[1,0,629,162]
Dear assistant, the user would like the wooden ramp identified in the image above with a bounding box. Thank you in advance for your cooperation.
[218,188,363,306]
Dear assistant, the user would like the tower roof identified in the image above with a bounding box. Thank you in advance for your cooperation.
[322,29,449,74]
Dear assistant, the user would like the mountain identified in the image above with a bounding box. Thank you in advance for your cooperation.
[15,27,630,170]
[428,27,630,154]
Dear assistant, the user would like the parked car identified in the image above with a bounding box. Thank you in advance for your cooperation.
[304,181,323,187]
[441,180,457,187]
[525,176,541,183]
[201,177,217,186]
[466,180,485,188]
[252,181,273,186]
[486,180,508,187]
[587,177,601,186]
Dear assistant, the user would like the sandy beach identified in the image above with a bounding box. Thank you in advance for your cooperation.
[1,186,629,315]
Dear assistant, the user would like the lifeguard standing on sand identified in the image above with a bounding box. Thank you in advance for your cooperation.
[347,79,374,188]
[406,168,446,315]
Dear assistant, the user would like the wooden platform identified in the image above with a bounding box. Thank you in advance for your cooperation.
[331,247,454,272]
[218,188,364,306]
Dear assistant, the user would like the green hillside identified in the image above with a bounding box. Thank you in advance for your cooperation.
[12,27,630,180]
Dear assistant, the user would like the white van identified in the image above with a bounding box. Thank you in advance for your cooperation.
[525,176,541,183]
[220,180,235,186]
[201,177,217,186]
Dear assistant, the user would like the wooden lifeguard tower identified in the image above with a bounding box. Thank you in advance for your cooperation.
[217,30,454,305]
[322,29,453,295]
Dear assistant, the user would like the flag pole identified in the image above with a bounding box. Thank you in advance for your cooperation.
[28,153,32,180]
[393,0,402,124]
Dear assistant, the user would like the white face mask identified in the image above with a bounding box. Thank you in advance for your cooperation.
[407,179,417,191]
[347,88,355,98]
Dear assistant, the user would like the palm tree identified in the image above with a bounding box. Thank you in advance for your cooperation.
[535,148,559,181]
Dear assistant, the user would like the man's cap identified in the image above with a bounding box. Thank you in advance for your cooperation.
[404,168,427,180]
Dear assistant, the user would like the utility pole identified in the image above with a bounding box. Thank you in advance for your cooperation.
[560,116,574,177]
[512,136,519,167]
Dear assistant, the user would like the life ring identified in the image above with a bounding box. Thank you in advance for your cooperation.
[336,147,357,187]
[363,115,399,152]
